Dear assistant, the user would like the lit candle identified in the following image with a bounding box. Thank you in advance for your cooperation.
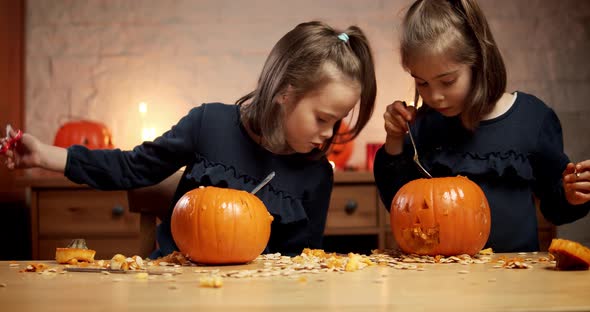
[142,127,156,141]
[138,102,156,141]
[139,102,148,115]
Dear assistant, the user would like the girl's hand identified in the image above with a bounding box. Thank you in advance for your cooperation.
[563,160,590,205]
[382,101,416,155]
[384,101,416,138]
[1,130,43,170]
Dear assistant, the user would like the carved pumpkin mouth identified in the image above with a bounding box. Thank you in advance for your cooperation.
[401,225,440,254]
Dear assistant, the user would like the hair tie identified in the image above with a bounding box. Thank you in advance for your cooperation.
[337,33,349,42]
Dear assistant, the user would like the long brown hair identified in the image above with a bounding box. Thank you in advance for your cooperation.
[236,21,376,154]
[401,0,506,130]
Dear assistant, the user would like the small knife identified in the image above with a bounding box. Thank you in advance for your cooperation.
[250,171,276,195]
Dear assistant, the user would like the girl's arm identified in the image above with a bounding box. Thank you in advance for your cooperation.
[373,145,420,211]
[382,101,415,155]
[39,143,68,171]
[64,107,204,190]
[532,110,590,224]
[374,100,420,209]
[2,130,67,172]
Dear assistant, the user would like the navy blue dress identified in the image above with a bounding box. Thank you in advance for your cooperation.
[65,103,334,257]
[373,92,590,252]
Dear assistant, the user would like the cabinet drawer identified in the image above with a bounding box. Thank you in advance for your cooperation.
[326,185,377,228]
[39,238,141,261]
[38,190,139,236]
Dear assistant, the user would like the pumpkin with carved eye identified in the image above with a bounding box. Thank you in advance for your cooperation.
[390,176,491,256]
[171,186,274,264]
[53,120,114,149]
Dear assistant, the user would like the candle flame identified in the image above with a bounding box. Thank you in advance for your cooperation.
[139,102,148,114]
[142,127,156,142]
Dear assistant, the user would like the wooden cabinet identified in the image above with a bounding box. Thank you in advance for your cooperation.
[323,171,389,253]
[21,169,141,260]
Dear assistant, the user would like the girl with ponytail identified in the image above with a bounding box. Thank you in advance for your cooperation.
[2,21,377,257]
[374,0,590,252]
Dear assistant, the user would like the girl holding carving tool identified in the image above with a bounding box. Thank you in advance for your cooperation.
[1,21,377,257]
[373,0,590,252]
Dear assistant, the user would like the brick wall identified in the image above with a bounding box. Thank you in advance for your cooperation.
[26,0,590,244]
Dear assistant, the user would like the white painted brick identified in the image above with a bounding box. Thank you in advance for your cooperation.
[51,57,98,88]
[27,0,73,27]
[25,0,590,165]
[28,26,64,57]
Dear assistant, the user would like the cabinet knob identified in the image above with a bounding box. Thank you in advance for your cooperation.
[112,205,125,217]
[344,200,358,215]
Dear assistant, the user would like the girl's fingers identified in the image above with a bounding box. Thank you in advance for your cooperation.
[575,159,590,171]
[393,113,409,132]
[384,118,404,137]
[404,105,418,121]
[563,162,576,175]
[569,191,590,205]
[567,181,590,193]
[384,111,409,136]
[562,163,579,183]
[393,102,415,122]
[384,100,419,137]
[5,158,14,170]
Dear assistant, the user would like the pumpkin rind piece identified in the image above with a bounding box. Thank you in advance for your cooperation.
[548,238,590,270]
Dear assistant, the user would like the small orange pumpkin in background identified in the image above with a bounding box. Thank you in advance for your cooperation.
[327,122,354,170]
[171,186,274,264]
[53,120,114,149]
[390,176,491,256]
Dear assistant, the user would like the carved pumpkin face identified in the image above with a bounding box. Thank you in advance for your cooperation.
[171,186,274,264]
[328,122,354,169]
[390,176,491,256]
[53,120,114,149]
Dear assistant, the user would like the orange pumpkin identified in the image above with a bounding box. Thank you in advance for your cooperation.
[53,120,114,149]
[328,122,354,169]
[171,186,274,264]
[390,176,491,256]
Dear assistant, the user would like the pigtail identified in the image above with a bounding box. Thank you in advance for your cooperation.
[342,26,377,139]
[236,21,376,155]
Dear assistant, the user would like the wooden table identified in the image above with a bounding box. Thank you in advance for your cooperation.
[1,253,588,311]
